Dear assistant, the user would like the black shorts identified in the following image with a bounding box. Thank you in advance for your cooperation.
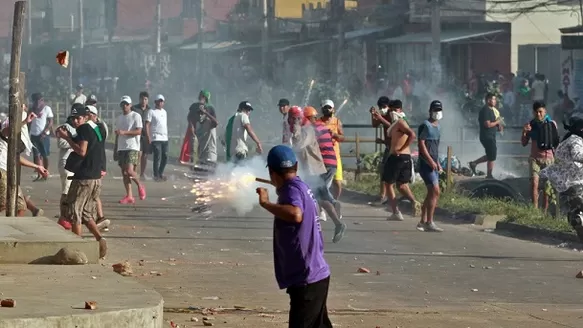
[287,276,333,328]
[382,154,412,184]
[480,137,497,162]
[140,136,151,154]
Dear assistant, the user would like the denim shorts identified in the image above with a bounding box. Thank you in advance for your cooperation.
[419,166,439,186]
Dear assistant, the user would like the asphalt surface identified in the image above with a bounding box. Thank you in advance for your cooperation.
[19,143,583,328]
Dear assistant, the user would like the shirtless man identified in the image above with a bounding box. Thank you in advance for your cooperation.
[371,100,421,221]
[371,96,391,204]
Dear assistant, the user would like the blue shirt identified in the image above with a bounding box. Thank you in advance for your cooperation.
[418,120,440,170]
[273,176,330,289]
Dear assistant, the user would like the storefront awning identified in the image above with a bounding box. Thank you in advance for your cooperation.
[378,29,505,44]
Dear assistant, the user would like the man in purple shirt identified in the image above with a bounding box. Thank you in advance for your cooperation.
[256,145,333,328]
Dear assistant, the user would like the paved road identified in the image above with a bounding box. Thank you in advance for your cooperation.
[20,145,583,328]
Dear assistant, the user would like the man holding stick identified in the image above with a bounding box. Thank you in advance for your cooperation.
[256,145,333,328]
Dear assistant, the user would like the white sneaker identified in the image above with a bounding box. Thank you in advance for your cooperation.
[389,212,405,221]
[319,209,328,222]
[425,222,444,232]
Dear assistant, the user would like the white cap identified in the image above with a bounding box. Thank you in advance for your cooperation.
[120,95,132,104]
[321,99,334,108]
[86,105,98,115]
[155,94,165,101]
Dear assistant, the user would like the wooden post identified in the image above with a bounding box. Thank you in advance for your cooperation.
[6,1,26,217]
[16,72,25,190]
[446,146,453,192]
[355,132,361,181]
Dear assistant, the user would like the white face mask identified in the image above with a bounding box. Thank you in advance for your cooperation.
[389,111,405,122]
[431,111,443,121]
[380,107,388,115]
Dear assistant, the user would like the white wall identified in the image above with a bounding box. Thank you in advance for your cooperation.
[487,1,580,72]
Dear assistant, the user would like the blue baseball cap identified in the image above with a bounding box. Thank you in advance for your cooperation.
[267,145,297,171]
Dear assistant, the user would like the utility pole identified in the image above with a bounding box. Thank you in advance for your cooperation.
[261,0,269,78]
[7,1,26,217]
[78,0,84,75]
[196,0,204,83]
[330,0,345,85]
[27,0,31,45]
[430,0,442,83]
[155,0,162,76]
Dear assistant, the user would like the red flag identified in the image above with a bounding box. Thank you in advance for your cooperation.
[179,128,193,163]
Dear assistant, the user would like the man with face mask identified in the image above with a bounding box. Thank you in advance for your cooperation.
[318,100,345,200]
[224,101,262,163]
[417,101,444,232]
[371,99,421,221]
[371,96,391,204]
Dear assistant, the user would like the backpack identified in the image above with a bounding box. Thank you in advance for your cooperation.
[536,121,560,150]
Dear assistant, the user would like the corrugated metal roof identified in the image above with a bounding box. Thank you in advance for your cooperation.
[378,29,505,44]
[333,26,391,40]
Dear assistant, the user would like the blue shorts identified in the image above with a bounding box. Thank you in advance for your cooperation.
[419,167,439,186]
[31,135,50,159]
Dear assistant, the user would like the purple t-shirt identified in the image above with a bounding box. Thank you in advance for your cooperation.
[273,176,330,289]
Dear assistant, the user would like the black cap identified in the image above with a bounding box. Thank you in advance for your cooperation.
[70,103,89,117]
[429,100,443,111]
[377,96,390,108]
[389,99,402,109]
[86,94,97,105]
[238,101,254,111]
[533,100,546,111]
[277,98,290,107]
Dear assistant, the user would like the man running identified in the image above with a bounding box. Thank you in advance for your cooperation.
[371,99,421,221]
[319,99,345,199]
[146,95,169,181]
[56,105,107,259]
[29,93,53,181]
[289,106,346,243]
[469,92,502,178]
[115,96,147,204]
[278,98,292,146]
[132,91,150,179]
[225,101,262,163]
[417,100,445,232]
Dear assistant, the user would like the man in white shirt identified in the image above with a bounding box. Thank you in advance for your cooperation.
[114,95,147,204]
[224,101,262,163]
[70,84,87,105]
[531,74,546,102]
[29,93,54,181]
[146,94,169,181]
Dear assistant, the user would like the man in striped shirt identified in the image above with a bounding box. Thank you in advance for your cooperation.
[303,106,346,242]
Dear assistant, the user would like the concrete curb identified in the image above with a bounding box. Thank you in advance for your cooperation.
[0,302,164,328]
[495,221,581,244]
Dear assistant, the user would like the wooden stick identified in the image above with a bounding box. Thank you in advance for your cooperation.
[6,1,26,217]
[255,177,273,185]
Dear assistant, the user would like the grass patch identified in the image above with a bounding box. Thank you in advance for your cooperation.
[347,174,574,234]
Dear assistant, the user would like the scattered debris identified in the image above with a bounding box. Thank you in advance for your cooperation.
[376,271,381,276]
[202,296,220,300]
[353,222,363,225]
[138,260,145,266]
[483,266,493,270]
[542,308,548,312]
[471,289,479,292]
[469,264,476,268]
[203,321,214,326]
[1,299,15,307]
[576,271,583,279]
[112,262,133,276]
[259,313,275,318]
[84,301,97,310]
[202,316,214,321]
[234,305,248,310]
[190,317,199,322]
[357,267,370,273]
[91,276,97,280]
[169,321,178,328]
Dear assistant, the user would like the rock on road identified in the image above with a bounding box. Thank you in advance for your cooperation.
[21,147,583,328]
